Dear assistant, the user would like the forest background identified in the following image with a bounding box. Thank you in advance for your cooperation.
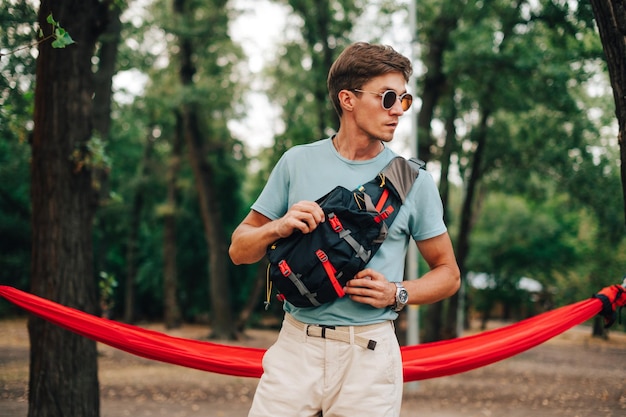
[1,1,626,415]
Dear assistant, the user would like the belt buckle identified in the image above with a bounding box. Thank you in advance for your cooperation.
[306,324,335,338]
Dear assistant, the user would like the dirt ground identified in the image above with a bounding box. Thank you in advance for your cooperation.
[1,317,625,417]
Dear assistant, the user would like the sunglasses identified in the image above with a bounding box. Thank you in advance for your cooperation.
[352,89,413,111]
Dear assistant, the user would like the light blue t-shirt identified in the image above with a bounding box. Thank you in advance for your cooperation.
[252,138,446,325]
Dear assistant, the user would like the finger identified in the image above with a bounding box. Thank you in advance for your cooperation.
[346,293,379,308]
[344,282,377,296]
[291,203,325,227]
[353,269,383,281]
[346,278,374,290]
[277,216,313,237]
[353,269,372,280]
[293,201,325,220]
[299,212,323,233]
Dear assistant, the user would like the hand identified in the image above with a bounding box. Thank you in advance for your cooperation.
[344,268,397,309]
[275,201,325,238]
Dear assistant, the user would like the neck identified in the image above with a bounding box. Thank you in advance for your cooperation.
[332,131,384,161]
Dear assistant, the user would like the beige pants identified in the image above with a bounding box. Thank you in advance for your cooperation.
[248,314,403,417]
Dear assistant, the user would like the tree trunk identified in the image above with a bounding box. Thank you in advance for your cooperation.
[181,109,235,339]
[92,7,121,138]
[456,108,490,262]
[28,2,105,416]
[588,0,626,225]
[91,5,121,285]
[423,301,444,343]
[236,259,269,333]
[311,2,336,136]
[423,100,457,343]
[289,0,345,135]
[163,113,184,329]
[174,0,235,340]
[417,10,460,162]
[451,109,490,337]
[439,101,457,221]
[592,315,609,339]
[123,133,155,323]
[415,4,461,343]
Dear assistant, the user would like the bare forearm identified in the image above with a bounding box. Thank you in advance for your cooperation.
[403,264,460,305]
[406,232,461,305]
[230,203,326,265]
[229,222,280,265]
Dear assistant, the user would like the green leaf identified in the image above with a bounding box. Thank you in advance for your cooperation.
[46,13,57,25]
[51,29,75,48]
[62,33,75,46]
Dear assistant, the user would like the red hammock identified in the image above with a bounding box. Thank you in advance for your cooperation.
[1,284,624,382]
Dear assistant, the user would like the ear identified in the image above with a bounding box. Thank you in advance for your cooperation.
[338,89,355,113]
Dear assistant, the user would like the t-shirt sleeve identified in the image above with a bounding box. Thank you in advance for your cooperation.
[250,153,291,221]
[407,171,447,241]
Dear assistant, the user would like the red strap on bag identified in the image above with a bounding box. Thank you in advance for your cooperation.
[374,205,394,223]
[316,249,345,298]
[375,188,390,213]
[373,188,395,223]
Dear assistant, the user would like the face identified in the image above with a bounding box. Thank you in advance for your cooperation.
[350,72,410,143]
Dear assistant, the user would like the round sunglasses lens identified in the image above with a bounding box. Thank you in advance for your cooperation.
[382,91,397,109]
[401,94,413,111]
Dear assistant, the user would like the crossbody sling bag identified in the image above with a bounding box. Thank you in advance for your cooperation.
[265,156,424,308]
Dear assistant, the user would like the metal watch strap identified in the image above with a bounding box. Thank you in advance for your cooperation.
[392,282,408,312]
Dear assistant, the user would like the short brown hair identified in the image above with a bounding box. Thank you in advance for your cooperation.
[327,42,413,117]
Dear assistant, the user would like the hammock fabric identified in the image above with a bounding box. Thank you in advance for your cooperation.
[1,284,624,382]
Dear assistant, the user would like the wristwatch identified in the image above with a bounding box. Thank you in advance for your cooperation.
[392,282,409,312]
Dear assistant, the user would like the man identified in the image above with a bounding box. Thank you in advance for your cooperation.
[229,42,460,417]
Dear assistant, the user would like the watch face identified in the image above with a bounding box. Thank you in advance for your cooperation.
[398,288,408,304]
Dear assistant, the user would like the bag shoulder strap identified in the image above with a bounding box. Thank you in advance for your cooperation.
[380,156,425,203]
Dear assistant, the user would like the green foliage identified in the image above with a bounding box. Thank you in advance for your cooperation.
[247,0,365,212]
[43,13,75,49]
[0,1,37,138]
[0,1,35,298]
[93,99,171,319]
[0,137,31,293]
[1,0,623,328]
[90,0,252,321]
[467,193,581,284]
[99,271,118,312]
[415,0,622,319]
[0,8,74,301]
[70,135,112,175]
[1,10,74,60]
[467,193,578,320]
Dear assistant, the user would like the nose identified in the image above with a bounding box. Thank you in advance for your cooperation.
[389,99,405,115]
